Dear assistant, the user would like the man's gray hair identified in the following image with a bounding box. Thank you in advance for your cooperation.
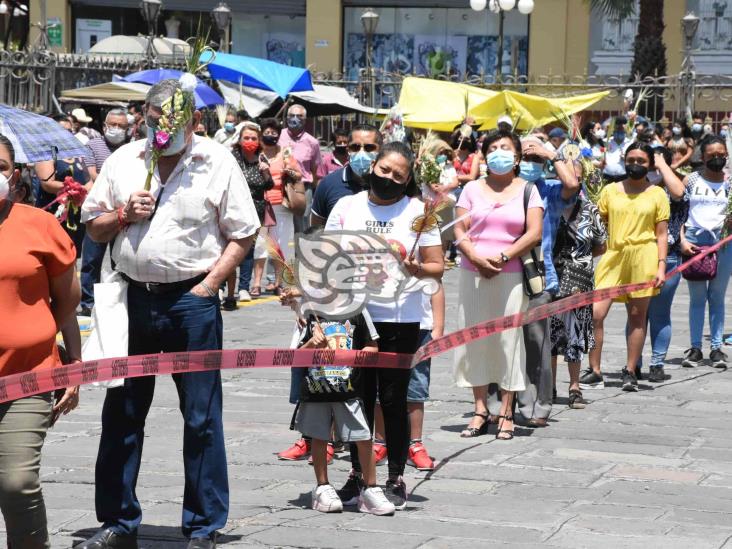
[288,103,307,118]
[106,108,128,121]
[146,79,181,108]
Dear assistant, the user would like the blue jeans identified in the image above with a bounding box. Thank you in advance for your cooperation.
[80,233,108,309]
[95,286,227,539]
[237,246,254,293]
[633,254,682,368]
[685,227,732,350]
[407,330,432,402]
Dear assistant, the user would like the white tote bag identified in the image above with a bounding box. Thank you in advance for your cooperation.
[82,271,129,389]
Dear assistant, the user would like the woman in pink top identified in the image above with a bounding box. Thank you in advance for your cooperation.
[452,130,543,440]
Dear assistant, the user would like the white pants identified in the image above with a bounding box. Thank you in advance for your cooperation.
[270,204,294,262]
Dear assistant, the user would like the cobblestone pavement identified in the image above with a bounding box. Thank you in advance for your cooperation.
[4,269,732,548]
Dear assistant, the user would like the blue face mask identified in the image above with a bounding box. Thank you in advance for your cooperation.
[721,130,728,139]
[224,122,235,133]
[614,131,626,143]
[486,149,516,175]
[519,160,544,182]
[349,150,376,177]
[435,154,447,165]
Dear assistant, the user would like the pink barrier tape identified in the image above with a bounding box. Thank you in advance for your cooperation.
[411,233,732,365]
[1,234,730,404]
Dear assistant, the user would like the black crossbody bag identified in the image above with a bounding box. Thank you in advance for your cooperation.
[519,182,546,297]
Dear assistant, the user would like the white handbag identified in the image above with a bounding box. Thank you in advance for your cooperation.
[82,271,129,389]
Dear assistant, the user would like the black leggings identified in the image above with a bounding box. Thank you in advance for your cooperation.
[350,321,421,478]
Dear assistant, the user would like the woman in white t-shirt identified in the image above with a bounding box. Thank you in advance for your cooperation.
[325,141,444,510]
[679,136,732,369]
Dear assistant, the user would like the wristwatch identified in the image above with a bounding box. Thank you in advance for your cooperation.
[500,252,510,264]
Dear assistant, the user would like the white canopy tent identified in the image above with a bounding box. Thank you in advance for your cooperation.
[217,80,385,117]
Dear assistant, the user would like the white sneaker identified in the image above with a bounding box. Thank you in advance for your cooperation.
[311,484,343,513]
[358,486,395,516]
[238,290,252,302]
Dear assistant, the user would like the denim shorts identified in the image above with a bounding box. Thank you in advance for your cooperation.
[407,329,432,402]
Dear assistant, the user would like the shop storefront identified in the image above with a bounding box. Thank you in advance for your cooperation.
[342,3,529,80]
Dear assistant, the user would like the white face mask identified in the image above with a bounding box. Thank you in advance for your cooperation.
[147,127,189,157]
[161,130,188,157]
[0,172,9,201]
[105,126,126,145]
[594,129,606,140]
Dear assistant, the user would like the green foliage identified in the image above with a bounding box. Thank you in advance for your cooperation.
[586,0,636,19]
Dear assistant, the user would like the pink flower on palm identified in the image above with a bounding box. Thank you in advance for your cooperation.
[154,130,171,150]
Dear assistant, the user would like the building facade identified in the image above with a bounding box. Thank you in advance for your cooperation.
[27,0,732,78]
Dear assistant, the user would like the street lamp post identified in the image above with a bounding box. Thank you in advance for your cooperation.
[140,0,162,65]
[212,2,231,53]
[361,7,379,109]
[680,12,700,119]
[471,0,534,84]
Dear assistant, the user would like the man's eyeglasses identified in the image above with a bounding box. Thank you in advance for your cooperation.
[348,143,379,153]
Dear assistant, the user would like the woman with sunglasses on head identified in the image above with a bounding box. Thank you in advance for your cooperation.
[224,122,275,309]
[0,134,81,547]
[678,136,732,369]
[325,141,444,511]
[586,143,669,392]
[259,118,306,296]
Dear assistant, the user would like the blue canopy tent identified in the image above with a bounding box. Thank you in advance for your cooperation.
[116,69,225,109]
[200,51,314,99]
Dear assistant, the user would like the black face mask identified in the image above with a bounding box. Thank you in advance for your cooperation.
[334,145,348,155]
[626,164,649,180]
[368,172,406,201]
[262,135,278,146]
[706,157,726,173]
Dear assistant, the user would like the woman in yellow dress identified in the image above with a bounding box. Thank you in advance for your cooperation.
[586,143,669,392]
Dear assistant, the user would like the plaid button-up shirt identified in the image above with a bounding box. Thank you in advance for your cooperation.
[81,135,260,283]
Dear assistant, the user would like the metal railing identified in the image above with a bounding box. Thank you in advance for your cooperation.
[4,46,732,137]
[0,48,188,113]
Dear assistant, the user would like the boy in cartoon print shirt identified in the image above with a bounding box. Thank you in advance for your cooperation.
[292,310,396,515]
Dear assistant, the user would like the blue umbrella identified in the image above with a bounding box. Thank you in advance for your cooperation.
[200,51,314,99]
[0,104,91,163]
[118,69,225,109]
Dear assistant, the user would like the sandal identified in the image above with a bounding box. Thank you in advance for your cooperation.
[496,414,514,440]
[264,283,278,294]
[250,287,261,298]
[460,412,489,438]
[568,389,586,409]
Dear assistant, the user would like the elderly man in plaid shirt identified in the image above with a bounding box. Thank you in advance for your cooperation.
[79,79,260,549]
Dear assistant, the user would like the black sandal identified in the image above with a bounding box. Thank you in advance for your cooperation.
[496,414,515,440]
[568,389,586,409]
[460,412,489,438]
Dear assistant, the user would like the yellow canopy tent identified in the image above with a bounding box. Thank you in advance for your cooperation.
[60,81,151,104]
[397,77,610,131]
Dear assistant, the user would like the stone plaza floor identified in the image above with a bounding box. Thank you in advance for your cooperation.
[5,268,732,548]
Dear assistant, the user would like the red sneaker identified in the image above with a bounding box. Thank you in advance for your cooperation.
[277,438,311,461]
[407,442,434,471]
[373,441,387,466]
[308,443,335,465]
